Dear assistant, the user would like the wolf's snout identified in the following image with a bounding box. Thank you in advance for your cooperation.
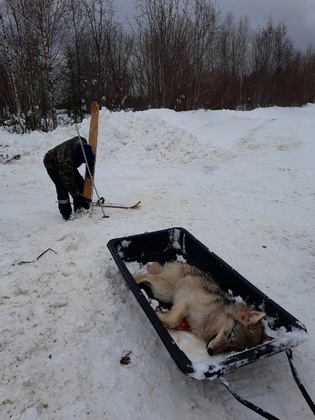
[206,334,217,356]
[207,347,214,356]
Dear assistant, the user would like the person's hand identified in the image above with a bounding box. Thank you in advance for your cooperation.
[76,195,92,210]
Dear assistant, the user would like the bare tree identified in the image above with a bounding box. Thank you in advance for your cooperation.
[0,0,71,131]
[79,0,116,107]
[25,0,70,130]
[105,26,134,109]
[132,0,220,109]
[62,0,87,121]
[0,9,23,130]
[215,14,250,108]
[60,0,134,118]
[0,0,42,131]
[1,0,315,132]
[132,0,186,108]
[249,17,294,107]
[302,46,315,103]
[185,0,219,109]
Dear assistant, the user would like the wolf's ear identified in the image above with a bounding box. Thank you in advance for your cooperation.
[236,310,266,325]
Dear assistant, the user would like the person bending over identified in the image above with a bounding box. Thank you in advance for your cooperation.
[44,136,95,220]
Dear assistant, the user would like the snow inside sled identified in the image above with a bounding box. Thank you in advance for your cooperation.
[107,227,308,380]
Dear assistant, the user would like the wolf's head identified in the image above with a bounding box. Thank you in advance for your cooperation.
[206,309,269,356]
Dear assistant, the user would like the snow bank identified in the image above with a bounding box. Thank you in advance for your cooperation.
[1,105,314,419]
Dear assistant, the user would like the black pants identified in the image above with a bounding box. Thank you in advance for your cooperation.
[46,167,84,217]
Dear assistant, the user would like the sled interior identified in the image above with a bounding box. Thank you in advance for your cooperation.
[107,227,308,380]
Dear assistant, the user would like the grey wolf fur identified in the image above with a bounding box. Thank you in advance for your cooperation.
[134,261,269,355]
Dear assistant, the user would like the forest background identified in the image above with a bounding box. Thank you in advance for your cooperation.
[0,0,315,133]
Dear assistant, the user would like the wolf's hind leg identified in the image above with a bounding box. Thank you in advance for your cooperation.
[157,301,189,329]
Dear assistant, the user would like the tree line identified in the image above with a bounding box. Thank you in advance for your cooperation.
[0,0,314,133]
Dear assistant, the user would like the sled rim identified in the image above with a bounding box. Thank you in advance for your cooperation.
[107,227,308,379]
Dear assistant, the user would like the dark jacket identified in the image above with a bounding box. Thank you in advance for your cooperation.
[44,136,95,198]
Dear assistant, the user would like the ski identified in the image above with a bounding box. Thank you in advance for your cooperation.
[93,198,141,209]
[83,101,99,200]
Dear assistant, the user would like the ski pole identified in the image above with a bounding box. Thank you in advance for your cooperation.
[75,125,108,218]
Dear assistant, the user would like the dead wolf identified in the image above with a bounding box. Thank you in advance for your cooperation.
[134,261,269,355]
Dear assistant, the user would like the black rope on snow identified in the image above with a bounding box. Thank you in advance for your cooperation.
[218,376,280,420]
[37,248,57,260]
[286,349,315,416]
[12,248,57,266]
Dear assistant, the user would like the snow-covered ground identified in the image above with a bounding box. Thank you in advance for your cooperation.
[0,105,314,419]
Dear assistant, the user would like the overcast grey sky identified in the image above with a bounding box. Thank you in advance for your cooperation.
[114,0,315,50]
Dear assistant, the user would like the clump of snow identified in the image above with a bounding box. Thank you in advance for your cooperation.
[140,288,160,311]
[1,105,314,419]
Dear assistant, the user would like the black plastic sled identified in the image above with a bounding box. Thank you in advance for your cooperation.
[107,227,314,419]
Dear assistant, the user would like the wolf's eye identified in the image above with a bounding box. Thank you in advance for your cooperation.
[227,327,235,340]
[206,334,217,347]
[227,331,233,339]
